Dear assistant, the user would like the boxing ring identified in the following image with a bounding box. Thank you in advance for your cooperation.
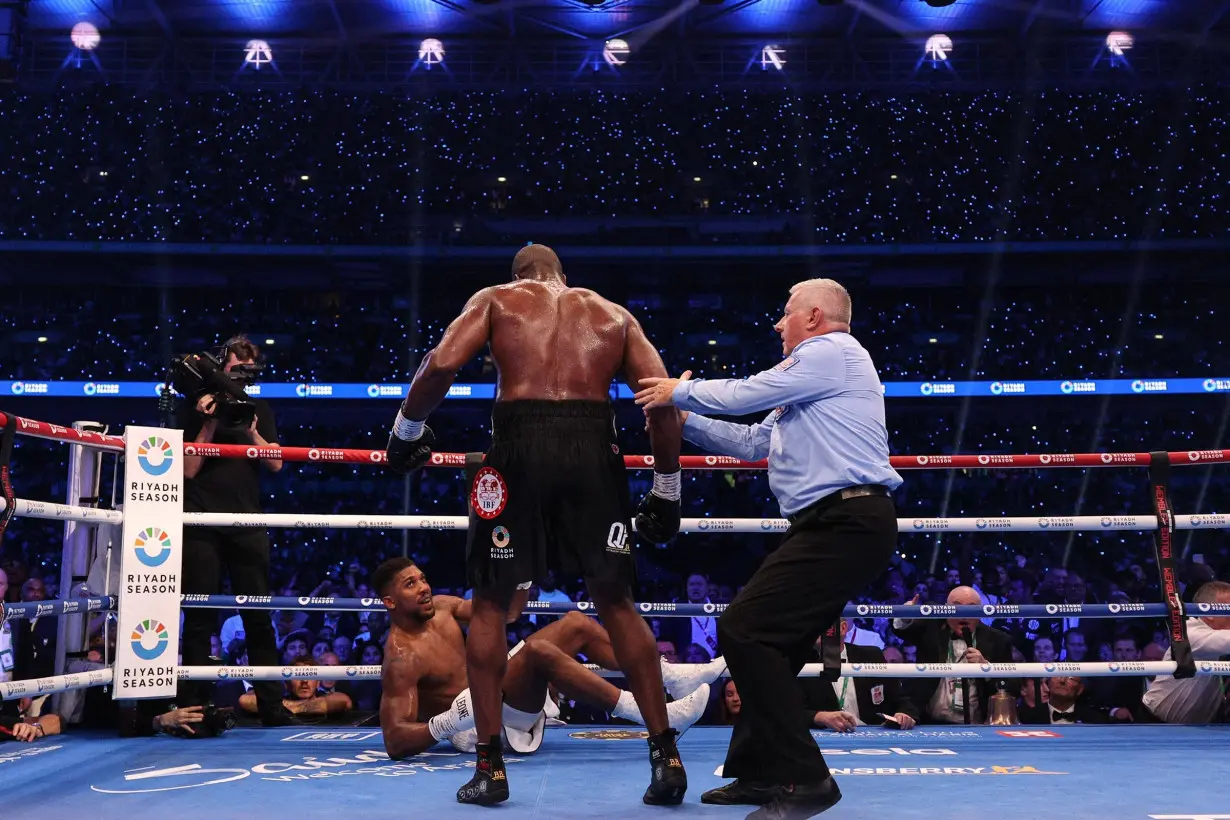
[2,411,1230,819]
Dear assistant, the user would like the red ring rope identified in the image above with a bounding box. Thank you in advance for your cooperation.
[2,412,1228,470]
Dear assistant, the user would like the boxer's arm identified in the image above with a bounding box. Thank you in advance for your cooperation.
[620,310,681,474]
[673,338,844,416]
[401,288,495,421]
[380,653,437,760]
[681,411,775,462]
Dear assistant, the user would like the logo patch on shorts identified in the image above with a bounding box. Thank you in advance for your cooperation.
[471,467,508,520]
[492,526,511,549]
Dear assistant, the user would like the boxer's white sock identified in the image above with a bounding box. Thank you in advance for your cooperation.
[612,687,709,735]
[612,690,643,723]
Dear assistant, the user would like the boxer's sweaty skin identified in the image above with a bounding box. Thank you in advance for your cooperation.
[397,245,682,776]
[380,578,473,759]
[385,597,470,723]
[400,245,681,471]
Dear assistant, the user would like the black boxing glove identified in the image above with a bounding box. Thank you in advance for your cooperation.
[386,412,436,474]
[636,470,681,543]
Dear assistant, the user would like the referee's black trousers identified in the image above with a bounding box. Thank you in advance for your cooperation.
[718,495,897,785]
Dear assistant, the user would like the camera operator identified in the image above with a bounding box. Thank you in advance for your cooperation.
[177,335,292,726]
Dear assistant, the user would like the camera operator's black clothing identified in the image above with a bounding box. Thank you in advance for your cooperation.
[176,399,282,714]
[179,399,277,514]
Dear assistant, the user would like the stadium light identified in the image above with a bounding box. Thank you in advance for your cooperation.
[761,45,785,71]
[603,39,629,67]
[70,22,101,51]
[244,40,273,68]
[419,39,446,65]
[1106,31,1133,57]
[925,34,952,62]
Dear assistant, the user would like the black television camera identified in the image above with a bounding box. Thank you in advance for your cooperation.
[160,350,262,428]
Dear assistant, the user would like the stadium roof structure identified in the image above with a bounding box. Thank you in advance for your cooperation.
[10,0,1230,88]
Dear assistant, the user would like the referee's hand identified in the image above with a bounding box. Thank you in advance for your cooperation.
[634,371,692,409]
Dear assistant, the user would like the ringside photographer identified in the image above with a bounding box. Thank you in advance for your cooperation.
[171,335,292,725]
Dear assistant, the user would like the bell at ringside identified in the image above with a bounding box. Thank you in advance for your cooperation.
[987,686,1019,726]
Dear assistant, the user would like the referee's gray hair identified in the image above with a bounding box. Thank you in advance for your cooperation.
[1193,580,1230,604]
[789,278,852,325]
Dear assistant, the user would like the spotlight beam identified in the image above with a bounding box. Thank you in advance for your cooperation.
[423,0,506,33]
[841,0,916,37]
[1203,0,1230,37]
[325,0,348,40]
[142,0,174,37]
[844,5,863,39]
[1019,0,1048,37]
[517,14,591,40]
[693,0,761,29]
[87,0,117,26]
[605,0,697,46]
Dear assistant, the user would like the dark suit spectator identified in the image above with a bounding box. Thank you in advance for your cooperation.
[1061,629,1088,661]
[664,572,718,659]
[1032,636,1058,663]
[11,579,57,718]
[1087,632,1149,721]
[797,619,918,732]
[892,586,1016,724]
[305,611,359,641]
[214,642,250,711]
[1019,676,1110,725]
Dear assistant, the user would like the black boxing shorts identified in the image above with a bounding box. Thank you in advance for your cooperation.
[466,400,635,591]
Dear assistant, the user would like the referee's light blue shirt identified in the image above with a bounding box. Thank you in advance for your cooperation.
[673,332,902,517]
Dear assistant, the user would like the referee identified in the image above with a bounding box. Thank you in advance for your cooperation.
[635,278,901,819]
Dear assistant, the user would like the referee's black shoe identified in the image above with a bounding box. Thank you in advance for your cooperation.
[701,779,777,805]
[746,777,842,820]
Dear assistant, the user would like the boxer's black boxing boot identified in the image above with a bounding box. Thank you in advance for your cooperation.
[457,737,509,806]
[643,728,687,805]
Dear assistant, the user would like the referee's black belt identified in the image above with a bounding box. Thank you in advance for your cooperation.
[786,484,891,525]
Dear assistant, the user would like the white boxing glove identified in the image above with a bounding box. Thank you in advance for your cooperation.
[428,688,476,741]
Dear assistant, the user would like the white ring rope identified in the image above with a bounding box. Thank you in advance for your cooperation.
[182,511,1230,533]
[177,660,1230,682]
[4,497,1228,534]
[0,668,113,701]
[9,659,1228,702]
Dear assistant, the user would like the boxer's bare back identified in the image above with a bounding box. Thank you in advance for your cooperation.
[401,246,680,473]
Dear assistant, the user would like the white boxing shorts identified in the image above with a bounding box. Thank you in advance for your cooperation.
[449,640,546,754]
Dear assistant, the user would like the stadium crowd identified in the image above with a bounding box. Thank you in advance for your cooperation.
[0,88,1227,244]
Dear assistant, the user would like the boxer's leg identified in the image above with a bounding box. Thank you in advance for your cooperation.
[587,581,669,735]
[503,612,622,714]
[467,586,515,743]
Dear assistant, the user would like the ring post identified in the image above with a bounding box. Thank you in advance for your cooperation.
[112,427,184,699]
[1148,451,1195,679]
